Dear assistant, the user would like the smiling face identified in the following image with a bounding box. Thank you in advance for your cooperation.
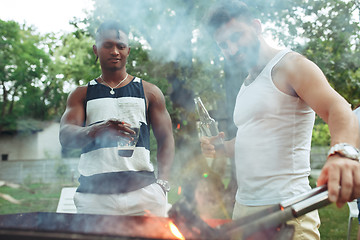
[214,18,260,70]
[94,29,130,72]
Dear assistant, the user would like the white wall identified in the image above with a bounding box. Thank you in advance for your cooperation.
[0,134,38,160]
[0,122,61,161]
[37,122,62,159]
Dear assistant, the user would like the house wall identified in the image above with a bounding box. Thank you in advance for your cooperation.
[0,134,39,160]
[0,122,62,161]
[37,122,62,159]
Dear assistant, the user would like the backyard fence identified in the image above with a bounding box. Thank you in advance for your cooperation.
[0,158,79,184]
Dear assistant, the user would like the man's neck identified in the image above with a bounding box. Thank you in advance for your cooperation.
[247,42,281,84]
[101,69,127,84]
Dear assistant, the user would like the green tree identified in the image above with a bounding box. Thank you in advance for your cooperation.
[297,0,360,106]
[52,31,100,85]
[245,0,360,106]
[0,20,51,131]
[248,0,360,145]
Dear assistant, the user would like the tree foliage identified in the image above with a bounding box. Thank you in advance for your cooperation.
[0,20,50,131]
[247,0,360,105]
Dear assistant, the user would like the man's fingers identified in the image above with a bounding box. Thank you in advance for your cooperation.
[200,136,211,144]
[218,132,225,139]
[201,142,216,157]
[353,166,360,199]
[200,137,216,158]
[324,158,360,207]
[337,167,353,205]
[316,168,328,187]
[107,120,134,135]
[326,164,340,203]
[103,120,135,138]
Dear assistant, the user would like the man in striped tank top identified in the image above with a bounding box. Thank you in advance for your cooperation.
[59,21,174,217]
[201,1,360,239]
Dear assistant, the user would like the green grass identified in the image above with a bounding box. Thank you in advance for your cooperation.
[0,183,358,239]
[0,183,65,214]
[319,203,358,240]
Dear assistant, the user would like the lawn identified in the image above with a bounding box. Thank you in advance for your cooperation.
[0,182,358,239]
[319,203,358,240]
[0,183,63,214]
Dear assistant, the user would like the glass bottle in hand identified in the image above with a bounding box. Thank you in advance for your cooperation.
[194,97,224,151]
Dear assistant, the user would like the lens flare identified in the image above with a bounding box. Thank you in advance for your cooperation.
[169,221,185,240]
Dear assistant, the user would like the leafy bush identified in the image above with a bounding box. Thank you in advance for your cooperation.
[312,123,330,146]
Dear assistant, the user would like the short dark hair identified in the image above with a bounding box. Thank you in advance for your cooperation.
[204,1,253,35]
[95,20,130,44]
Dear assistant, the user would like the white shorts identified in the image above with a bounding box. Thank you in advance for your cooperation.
[74,183,168,217]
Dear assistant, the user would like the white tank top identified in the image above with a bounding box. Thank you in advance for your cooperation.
[233,49,315,205]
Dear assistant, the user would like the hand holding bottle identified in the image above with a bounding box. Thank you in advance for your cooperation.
[200,132,226,158]
[194,96,226,158]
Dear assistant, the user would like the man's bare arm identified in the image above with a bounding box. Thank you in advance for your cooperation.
[286,53,360,207]
[59,86,133,149]
[59,86,91,148]
[145,82,174,181]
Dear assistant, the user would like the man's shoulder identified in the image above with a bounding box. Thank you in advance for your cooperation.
[141,80,165,103]
[73,84,88,93]
[68,85,88,100]
[281,51,304,64]
[277,51,313,74]
[74,79,98,92]
[142,80,161,92]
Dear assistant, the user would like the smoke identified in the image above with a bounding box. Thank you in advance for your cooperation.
[90,0,221,64]
[88,0,241,221]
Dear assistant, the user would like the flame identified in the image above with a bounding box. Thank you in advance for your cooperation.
[169,221,185,240]
[178,186,182,195]
[177,123,180,129]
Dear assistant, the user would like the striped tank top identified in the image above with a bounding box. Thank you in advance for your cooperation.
[77,77,156,194]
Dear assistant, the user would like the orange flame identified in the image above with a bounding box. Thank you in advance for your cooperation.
[177,123,180,129]
[178,186,182,195]
[169,221,185,240]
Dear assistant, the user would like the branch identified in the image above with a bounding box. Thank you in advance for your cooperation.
[0,180,35,193]
[0,193,21,204]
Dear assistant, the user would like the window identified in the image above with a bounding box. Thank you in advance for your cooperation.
[1,154,8,161]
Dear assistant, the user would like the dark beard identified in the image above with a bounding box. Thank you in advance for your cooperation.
[229,37,260,71]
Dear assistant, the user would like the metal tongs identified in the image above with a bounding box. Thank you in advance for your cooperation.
[168,185,330,239]
[217,185,330,239]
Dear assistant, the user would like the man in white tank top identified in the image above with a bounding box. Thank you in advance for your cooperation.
[201,1,360,239]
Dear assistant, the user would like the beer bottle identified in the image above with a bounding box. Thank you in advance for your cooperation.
[194,97,224,150]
